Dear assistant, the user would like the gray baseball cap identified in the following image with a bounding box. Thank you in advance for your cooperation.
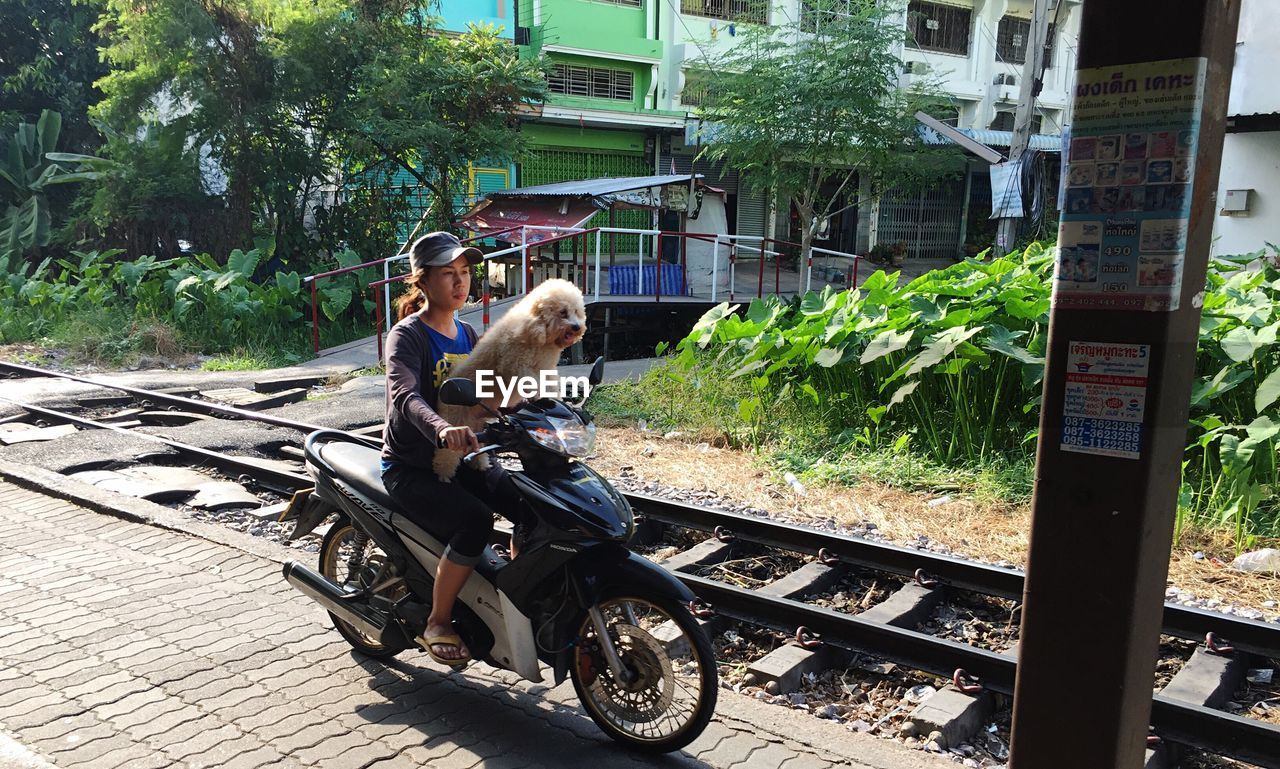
[409,232,483,272]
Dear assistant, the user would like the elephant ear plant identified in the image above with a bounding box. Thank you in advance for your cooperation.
[0,109,113,269]
[661,240,1280,550]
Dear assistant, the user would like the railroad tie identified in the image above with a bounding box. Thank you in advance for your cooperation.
[744,561,847,693]
[651,537,738,652]
[1147,644,1250,767]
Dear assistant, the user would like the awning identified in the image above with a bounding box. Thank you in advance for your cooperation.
[457,197,602,245]
[919,124,1063,153]
[488,174,702,199]
[961,128,1063,152]
[457,174,711,243]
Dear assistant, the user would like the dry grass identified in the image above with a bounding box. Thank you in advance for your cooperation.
[593,426,1280,617]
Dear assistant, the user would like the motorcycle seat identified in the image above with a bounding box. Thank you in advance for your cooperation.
[316,441,404,514]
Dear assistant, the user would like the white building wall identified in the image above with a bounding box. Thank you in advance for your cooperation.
[1214,133,1280,256]
[1212,0,1280,256]
[666,1,1079,142]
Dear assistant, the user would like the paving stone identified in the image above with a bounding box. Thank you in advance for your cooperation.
[2,696,85,730]
[119,703,205,740]
[0,482,931,769]
[63,741,171,769]
[12,712,103,743]
[241,710,329,742]
[161,723,242,761]
[92,687,170,721]
[289,731,387,767]
[40,731,137,762]
[779,755,836,769]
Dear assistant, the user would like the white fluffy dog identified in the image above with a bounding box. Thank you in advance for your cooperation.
[433,278,588,481]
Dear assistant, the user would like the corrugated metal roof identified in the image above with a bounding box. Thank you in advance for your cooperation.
[960,128,1063,151]
[489,174,702,198]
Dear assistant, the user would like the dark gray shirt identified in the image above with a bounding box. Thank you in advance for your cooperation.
[381,314,478,469]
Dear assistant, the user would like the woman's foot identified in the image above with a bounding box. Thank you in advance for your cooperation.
[420,621,470,666]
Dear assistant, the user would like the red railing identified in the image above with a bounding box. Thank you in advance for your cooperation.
[303,226,526,354]
[365,227,602,361]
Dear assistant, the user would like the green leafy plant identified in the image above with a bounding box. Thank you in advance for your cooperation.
[659,240,1280,546]
[0,110,111,267]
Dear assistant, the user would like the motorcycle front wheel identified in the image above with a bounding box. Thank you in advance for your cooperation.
[569,594,717,753]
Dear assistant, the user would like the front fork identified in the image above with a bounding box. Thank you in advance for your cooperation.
[585,601,640,685]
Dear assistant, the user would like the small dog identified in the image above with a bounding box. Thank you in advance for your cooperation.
[434,279,588,481]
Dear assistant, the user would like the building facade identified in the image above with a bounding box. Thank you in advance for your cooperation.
[434,1,1080,258]
[1211,0,1280,257]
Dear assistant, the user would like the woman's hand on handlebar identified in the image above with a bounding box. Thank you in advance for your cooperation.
[439,425,480,453]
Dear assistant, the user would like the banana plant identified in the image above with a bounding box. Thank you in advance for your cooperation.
[0,110,115,270]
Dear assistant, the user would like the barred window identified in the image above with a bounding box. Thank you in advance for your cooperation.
[906,1,971,56]
[989,111,1044,133]
[800,0,873,31]
[547,63,635,101]
[680,0,768,24]
[995,16,1056,68]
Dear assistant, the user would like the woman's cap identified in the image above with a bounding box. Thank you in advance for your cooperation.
[410,232,483,272]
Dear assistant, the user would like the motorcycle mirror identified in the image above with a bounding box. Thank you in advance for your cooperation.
[588,357,606,387]
[439,378,480,407]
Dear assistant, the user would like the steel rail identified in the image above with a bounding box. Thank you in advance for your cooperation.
[0,397,310,493]
[627,492,1280,659]
[676,573,1280,767]
[0,360,334,433]
[4,365,1280,671]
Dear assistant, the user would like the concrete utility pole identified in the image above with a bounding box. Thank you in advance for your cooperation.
[1009,1,1241,768]
[995,0,1051,255]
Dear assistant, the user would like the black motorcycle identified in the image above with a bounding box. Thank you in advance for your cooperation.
[281,358,717,752]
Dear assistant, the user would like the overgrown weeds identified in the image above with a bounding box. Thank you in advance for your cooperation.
[0,247,376,368]
[607,240,1280,547]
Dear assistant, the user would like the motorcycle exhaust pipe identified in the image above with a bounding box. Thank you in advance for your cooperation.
[282,561,391,643]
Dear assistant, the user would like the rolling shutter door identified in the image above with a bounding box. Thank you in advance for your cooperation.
[735,184,767,237]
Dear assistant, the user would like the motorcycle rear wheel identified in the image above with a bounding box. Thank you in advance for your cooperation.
[570,594,717,752]
[318,519,408,659]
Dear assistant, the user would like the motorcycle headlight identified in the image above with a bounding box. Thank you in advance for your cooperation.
[529,415,597,458]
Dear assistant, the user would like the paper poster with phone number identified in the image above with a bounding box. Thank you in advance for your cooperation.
[1055,58,1207,312]
[1060,341,1149,460]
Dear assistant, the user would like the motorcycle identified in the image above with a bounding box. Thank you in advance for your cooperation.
[281,358,717,752]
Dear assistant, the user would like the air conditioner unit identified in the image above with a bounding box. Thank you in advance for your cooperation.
[906,61,931,76]
[994,73,1017,87]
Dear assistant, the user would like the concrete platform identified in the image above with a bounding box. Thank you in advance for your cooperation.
[0,467,954,769]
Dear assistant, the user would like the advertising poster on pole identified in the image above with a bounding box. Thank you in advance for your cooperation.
[1055,58,1207,312]
[1060,341,1150,460]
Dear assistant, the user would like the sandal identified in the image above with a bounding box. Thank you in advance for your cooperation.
[420,633,471,667]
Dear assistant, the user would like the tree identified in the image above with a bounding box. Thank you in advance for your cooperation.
[341,19,548,231]
[0,0,108,155]
[90,0,545,261]
[695,0,959,264]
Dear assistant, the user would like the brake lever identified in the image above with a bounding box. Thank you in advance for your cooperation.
[463,444,503,463]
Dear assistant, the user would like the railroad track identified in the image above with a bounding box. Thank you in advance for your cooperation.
[1,359,1278,767]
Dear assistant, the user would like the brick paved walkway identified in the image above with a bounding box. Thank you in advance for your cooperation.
[0,480,935,769]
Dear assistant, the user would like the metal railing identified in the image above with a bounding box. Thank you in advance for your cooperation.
[307,224,864,356]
